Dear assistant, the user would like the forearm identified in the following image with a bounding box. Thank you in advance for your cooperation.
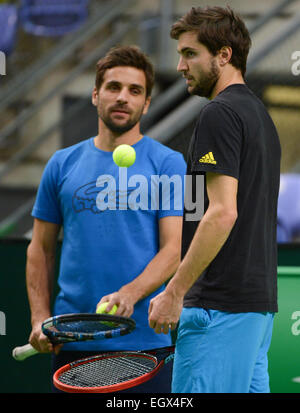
[119,243,181,303]
[26,242,56,326]
[166,208,237,298]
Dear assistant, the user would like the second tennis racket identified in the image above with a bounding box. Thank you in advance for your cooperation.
[53,345,175,393]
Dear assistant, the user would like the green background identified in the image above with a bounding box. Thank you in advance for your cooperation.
[0,239,299,393]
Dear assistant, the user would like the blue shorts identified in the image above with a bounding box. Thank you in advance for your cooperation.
[172,308,274,393]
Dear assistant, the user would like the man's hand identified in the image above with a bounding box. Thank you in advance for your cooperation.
[96,288,137,318]
[148,289,183,334]
[29,322,62,355]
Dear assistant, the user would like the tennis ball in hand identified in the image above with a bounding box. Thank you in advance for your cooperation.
[96,302,118,315]
[113,144,136,167]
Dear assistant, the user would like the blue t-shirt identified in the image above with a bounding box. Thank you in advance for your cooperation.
[32,136,187,351]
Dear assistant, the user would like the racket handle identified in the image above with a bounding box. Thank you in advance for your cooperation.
[12,344,39,361]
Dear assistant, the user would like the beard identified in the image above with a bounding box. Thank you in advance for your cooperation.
[189,59,220,98]
[98,104,144,134]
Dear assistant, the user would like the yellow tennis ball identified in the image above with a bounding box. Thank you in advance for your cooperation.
[113,144,136,167]
[96,302,118,315]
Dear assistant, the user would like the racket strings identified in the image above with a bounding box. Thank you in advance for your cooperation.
[58,354,157,388]
[53,320,115,333]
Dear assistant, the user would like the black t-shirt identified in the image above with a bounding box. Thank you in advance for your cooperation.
[182,84,281,313]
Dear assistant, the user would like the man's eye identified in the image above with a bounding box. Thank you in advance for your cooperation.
[186,51,195,57]
[131,88,141,95]
[108,84,119,91]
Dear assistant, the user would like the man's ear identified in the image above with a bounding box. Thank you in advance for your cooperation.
[143,96,151,115]
[218,46,232,66]
[92,87,99,106]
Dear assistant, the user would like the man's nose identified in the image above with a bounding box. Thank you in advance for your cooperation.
[116,88,129,103]
[177,56,188,73]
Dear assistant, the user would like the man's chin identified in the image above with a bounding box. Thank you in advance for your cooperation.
[187,85,194,94]
[188,85,202,96]
[188,85,213,99]
[100,111,142,134]
[186,82,201,96]
[106,120,136,134]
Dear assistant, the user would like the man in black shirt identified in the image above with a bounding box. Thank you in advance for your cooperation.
[148,6,281,393]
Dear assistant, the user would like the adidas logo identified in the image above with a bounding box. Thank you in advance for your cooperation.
[199,152,217,165]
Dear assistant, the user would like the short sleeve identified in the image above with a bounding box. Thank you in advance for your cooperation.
[191,102,243,179]
[32,154,63,225]
[157,152,187,219]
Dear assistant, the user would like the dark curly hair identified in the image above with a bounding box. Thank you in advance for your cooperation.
[170,6,251,77]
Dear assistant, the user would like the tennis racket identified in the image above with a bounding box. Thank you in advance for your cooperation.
[12,313,136,361]
[53,345,175,393]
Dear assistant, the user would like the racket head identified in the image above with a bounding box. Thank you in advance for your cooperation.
[42,313,136,344]
[53,346,175,393]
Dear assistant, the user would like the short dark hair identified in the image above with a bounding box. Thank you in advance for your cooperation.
[95,45,155,97]
[170,6,251,77]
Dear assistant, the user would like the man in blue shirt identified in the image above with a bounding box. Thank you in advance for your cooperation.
[26,45,186,392]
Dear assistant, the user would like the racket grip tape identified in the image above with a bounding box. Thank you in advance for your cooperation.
[12,344,39,361]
